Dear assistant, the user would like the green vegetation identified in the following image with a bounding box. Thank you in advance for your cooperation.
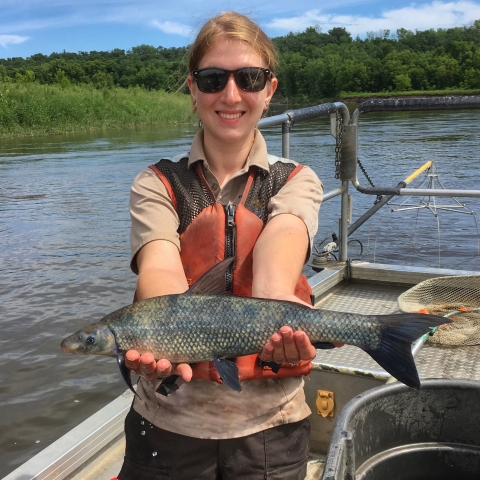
[0,45,189,90]
[0,83,193,136]
[339,88,480,101]
[1,21,480,136]
[273,21,480,101]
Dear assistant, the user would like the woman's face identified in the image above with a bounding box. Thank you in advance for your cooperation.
[187,36,277,148]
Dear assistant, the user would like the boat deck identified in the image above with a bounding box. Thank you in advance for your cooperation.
[313,280,480,382]
[6,264,480,480]
[64,276,480,480]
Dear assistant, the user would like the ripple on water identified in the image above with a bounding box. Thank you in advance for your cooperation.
[1,115,479,477]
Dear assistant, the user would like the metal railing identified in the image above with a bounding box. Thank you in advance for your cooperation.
[259,102,349,163]
[350,96,480,199]
[258,96,480,262]
[258,103,351,260]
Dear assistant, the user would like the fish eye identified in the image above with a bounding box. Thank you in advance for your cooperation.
[86,336,96,344]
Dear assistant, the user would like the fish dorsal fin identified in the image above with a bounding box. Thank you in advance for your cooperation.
[188,257,235,295]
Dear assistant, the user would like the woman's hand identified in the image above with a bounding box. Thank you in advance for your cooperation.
[125,350,193,382]
[259,326,317,365]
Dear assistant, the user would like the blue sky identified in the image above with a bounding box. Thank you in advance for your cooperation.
[1,0,480,59]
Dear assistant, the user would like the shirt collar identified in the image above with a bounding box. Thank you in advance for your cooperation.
[187,129,270,174]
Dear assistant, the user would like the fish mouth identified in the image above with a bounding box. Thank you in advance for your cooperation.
[60,337,78,354]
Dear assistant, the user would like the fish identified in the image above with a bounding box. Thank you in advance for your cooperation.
[61,258,448,394]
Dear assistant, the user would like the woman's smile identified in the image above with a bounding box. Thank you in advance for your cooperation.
[217,111,244,120]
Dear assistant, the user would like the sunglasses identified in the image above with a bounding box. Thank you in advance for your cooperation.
[192,67,272,93]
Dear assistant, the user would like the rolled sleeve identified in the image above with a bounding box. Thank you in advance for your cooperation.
[268,166,323,246]
[129,168,180,274]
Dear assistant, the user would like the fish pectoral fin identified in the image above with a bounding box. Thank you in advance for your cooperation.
[312,342,336,350]
[188,258,236,295]
[156,375,180,396]
[213,358,242,392]
[117,352,141,399]
[257,358,282,373]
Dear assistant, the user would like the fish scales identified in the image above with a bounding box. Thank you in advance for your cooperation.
[105,294,384,364]
[61,258,449,391]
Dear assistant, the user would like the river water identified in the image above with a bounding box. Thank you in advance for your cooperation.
[1,107,479,477]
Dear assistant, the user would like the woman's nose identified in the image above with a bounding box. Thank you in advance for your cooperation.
[221,74,242,103]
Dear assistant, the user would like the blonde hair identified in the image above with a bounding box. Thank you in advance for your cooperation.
[188,12,277,74]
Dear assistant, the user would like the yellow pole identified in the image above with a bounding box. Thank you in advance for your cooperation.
[404,160,432,184]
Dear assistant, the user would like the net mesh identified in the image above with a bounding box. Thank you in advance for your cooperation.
[398,275,480,346]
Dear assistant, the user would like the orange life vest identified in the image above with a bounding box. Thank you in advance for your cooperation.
[148,156,313,382]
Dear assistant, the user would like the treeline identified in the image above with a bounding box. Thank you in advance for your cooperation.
[0,45,189,91]
[274,21,480,100]
[1,21,480,101]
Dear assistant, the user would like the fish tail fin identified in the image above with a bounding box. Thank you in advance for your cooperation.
[363,313,448,389]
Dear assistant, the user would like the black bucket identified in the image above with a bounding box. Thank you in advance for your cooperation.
[322,379,480,480]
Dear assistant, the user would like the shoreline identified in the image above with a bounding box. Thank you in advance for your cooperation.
[3,87,479,138]
[0,83,194,139]
[337,90,480,104]
[0,120,196,139]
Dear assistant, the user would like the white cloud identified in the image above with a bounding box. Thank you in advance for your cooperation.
[266,1,480,36]
[0,2,196,36]
[151,20,191,37]
[0,34,29,47]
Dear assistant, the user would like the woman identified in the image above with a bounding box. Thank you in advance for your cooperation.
[118,11,324,480]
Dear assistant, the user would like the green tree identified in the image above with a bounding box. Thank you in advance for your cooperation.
[327,27,352,44]
[336,59,369,92]
[394,73,412,91]
[462,68,480,88]
[92,71,114,89]
[0,65,8,81]
[15,70,35,83]
[55,69,70,88]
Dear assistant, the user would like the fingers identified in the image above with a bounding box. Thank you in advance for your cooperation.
[259,327,316,364]
[281,327,300,363]
[138,352,158,381]
[154,360,192,381]
[292,330,317,361]
[155,358,173,378]
[125,350,192,382]
[175,363,193,382]
[259,341,275,362]
[125,350,141,370]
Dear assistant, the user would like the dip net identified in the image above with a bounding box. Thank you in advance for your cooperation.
[398,275,480,346]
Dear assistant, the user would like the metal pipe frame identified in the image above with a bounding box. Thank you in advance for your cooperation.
[339,181,349,261]
[349,96,480,199]
[323,187,346,202]
[258,102,349,195]
[259,97,480,264]
[351,95,480,125]
[352,179,480,198]
[258,103,352,260]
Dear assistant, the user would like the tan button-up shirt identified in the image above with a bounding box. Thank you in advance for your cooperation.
[130,129,323,273]
[129,129,324,439]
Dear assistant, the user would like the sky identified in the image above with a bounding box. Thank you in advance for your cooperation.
[1,0,480,59]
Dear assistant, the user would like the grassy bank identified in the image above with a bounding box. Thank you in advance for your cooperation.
[0,83,194,137]
[338,88,480,103]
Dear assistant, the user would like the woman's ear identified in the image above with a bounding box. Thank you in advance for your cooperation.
[187,75,197,111]
[265,76,278,104]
